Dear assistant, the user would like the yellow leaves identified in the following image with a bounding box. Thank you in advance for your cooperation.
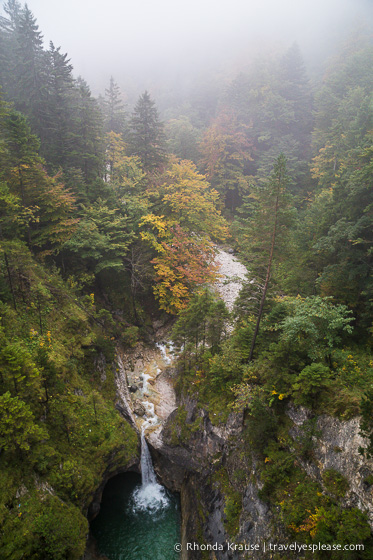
[160,160,228,241]
[140,214,169,253]
[140,213,167,238]
[310,144,337,181]
[143,221,219,314]
[140,160,228,313]
[288,509,319,536]
[104,131,128,174]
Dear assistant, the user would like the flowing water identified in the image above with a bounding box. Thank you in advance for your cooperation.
[91,386,180,560]
[91,251,246,559]
[91,429,180,560]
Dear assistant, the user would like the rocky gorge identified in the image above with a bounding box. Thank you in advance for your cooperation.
[86,249,373,560]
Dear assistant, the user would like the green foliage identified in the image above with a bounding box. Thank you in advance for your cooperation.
[165,116,201,163]
[243,395,279,454]
[128,91,166,171]
[0,257,139,558]
[292,363,332,407]
[278,296,354,361]
[259,441,295,500]
[167,405,203,447]
[309,506,372,559]
[172,287,230,360]
[121,325,139,348]
[32,496,88,560]
[0,490,88,560]
[322,469,349,498]
[292,417,321,461]
[226,45,313,193]
[102,76,127,135]
[256,441,372,559]
[234,153,295,280]
[0,391,46,453]
[49,458,95,504]
[224,492,242,536]
[63,200,134,275]
[207,342,243,388]
[0,9,372,558]
[0,339,42,401]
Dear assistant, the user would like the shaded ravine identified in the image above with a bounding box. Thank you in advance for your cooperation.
[120,248,247,427]
[89,342,180,560]
[87,249,248,559]
[117,248,248,450]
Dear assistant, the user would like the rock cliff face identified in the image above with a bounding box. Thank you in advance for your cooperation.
[146,396,373,560]
[287,406,373,526]
[148,398,277,560]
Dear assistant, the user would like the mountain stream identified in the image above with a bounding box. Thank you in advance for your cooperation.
[90,249,247,559]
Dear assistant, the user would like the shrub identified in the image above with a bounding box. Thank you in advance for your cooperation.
[322,469,349,498]
[292,363,332,407]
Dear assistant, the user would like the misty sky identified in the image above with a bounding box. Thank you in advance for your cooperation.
[6,0,372,95]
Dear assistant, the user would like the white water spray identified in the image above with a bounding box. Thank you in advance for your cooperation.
[131,427,170,512]
[156,342,174,365]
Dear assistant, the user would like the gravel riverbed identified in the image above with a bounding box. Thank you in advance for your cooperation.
[214,248,248,312]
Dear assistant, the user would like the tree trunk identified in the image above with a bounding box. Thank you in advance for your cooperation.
[248,175,281,362]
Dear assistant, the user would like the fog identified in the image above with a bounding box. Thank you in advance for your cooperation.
[10,0,373,97]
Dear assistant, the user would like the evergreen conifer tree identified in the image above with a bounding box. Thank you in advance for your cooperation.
[42,42,75,167]
[129,91,166,172]
[13,5,46,132]
[103,76,127,135]
[242,154,295,361]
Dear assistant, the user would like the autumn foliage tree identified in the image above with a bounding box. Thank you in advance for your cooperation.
[158,159,228,239]
[140,159,227,313]
[140,215,219,313]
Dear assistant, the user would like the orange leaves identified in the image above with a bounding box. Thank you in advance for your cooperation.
[140,159,227,313]
[142,220,219,314]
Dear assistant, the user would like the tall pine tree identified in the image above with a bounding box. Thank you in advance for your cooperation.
[103,76,127,135]
[13,5,46,134]
[128,91,166,172]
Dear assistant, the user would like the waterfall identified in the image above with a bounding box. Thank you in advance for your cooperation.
[140,427,157,486]
[131,428,170,513]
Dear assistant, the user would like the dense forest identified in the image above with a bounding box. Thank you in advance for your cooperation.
[0,0,372,558]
